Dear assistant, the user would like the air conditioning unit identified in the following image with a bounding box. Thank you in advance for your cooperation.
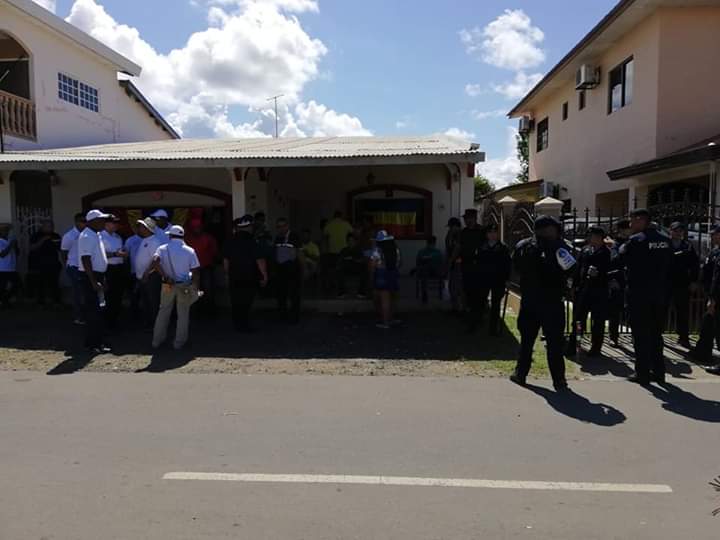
[518,116,533,134]
[576,64,600,90]
[541,181,557,198]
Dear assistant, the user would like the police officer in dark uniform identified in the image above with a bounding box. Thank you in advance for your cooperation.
[566,226,611,358]
[477,224,511,336]
[692,225,720,365]
[510,215,577,392]
[449,209,487,333]
[620,209,672,385]
[223,215,269,332]
[666,222,700,349]
[607,219,631,346]
[274,217,305,323]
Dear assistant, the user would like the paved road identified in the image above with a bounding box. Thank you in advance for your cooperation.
[1,372,719,539]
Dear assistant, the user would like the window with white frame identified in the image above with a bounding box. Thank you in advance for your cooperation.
[58,73,99,113]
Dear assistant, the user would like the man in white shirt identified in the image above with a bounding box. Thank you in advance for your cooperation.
[100,215,128,329]
[61,213,87,324]
[0,223,19,308]
[78,209,111,353]
[151,225,201,350]
[150,209,171,246]
[133,218,162,330]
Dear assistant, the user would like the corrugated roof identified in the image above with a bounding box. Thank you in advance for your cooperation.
[0,136,484,169]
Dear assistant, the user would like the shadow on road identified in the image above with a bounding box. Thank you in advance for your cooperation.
[136,349,196,373]
[525,384,627,427]
[649,383,720,423]
[47,351,98,376]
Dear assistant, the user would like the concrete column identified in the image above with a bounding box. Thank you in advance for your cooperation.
[230,168,246,219]
[0,171,13,223]
[498,196,517,244]
[534,196,564,219]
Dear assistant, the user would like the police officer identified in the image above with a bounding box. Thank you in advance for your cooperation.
[510,215,576,392]
[666,222,700,349]
[607,219,631,346]
[476,224,511,336]
[693,225,720,365]
[274,217,305,323]
[620,209,672,385]
[223,215,269,332]
[566,226,611,358]
[449,209,487,333]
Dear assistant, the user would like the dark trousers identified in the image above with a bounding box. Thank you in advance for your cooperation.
[138,273,162,330]
[694,312,720,363]
[568,293,608,353]
[230,280,258,330]
[33,266,61,304]
[276,263,301,322]
[462,268,483,328]
[66,266,84,321]
[515,299,567,386]
[195,266,216,316]
[339,263,367,296]
[667,285,690,341]
[105,265,126,328]
[628,292,667,382]
[0,271,19,306]
[478,282,506,334]
[80,273,106,349]
[608,290,625,342]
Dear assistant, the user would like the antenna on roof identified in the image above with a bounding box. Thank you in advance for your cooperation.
[266,94,284,139]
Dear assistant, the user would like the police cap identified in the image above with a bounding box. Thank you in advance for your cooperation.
[233,215,254,228]
[629,208,650,219]
[447,217,461,227]
[534,214,561,231]
[669,221,686,231]
[615,218,631,230]
[587,226,606,237]
[463,208,478,218]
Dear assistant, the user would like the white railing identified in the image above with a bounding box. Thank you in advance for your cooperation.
[0,89,37,141]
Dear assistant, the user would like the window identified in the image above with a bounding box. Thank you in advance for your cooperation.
[578,90,586,111]
[58,73,99,112]
[562,102,569,121]
[536,118,549,152]
[608,57,634,114]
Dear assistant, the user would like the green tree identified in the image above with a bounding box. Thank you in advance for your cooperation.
[474,174,496,202]
[516,133,529,184]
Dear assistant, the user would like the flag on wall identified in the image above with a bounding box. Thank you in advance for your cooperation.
[355,199,423,238]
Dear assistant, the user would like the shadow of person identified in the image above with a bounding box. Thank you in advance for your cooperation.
[525,383,627,427]
[648,383,720,423]
[136,349,196,374]
[664,360,693,379]
[47,350,98,376]
[573,354,635,378]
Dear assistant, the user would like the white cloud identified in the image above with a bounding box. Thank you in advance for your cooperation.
[65,0,369,138]
[443,127,476,141]
[472,109,507,120]
[293,100,372,136]
[492,71,543,100]
[395,120,407,129]
[31,0,56,12]
[476,127,521,188]
[460,9,545,71]
[464,83,485,97]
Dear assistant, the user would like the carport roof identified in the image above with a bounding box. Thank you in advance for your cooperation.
[0,136,484,170]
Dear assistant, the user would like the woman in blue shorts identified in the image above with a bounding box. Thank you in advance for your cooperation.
[370,230,401,329]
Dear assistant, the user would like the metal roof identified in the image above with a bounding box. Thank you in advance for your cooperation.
[0,136,484,170]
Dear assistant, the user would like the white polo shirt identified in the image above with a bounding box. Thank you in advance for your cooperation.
[78,228,108,273]
[61,227,82,268]
[134,235,161,280]
[0,238,17,272]
[100,230,124,266]
[154,239,200,283]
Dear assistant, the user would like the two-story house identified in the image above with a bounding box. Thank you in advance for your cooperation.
[509,0,720,217]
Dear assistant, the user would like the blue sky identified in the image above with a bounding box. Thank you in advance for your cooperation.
[43,0,617,185]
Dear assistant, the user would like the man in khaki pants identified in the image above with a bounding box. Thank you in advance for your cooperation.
[151,225,202,350]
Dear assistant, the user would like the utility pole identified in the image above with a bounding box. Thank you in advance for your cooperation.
[266,94,284,138]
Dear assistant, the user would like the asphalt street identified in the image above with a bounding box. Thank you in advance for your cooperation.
[1,372,719,539]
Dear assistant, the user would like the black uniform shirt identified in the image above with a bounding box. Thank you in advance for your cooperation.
[513,236,575,300]
[668,239,700,288]
[224,232,262,281]
[458,227,487,268]
[477,241,512,285]
[29,231,61,270]
[702,247,720,294]
[619,228,672,293]
[575,244,611,292]
[274,231,302,267]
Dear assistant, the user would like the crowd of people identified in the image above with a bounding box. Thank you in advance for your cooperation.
[2,205,720,385]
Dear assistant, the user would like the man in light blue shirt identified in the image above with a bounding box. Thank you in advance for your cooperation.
[150,209,171,246]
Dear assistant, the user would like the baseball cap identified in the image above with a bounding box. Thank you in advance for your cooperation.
[137,217,156,232]
[168,225,185,238]
[86,209,111,222]
[447,217,461,227]
[233,215,254,228]
[150,209,169,219]
[375,230,394,242]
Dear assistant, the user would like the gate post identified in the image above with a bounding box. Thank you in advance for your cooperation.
[498,196,517,244]
[534,196,564,219]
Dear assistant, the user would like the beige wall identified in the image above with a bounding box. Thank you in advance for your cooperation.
[1,3,173,151]
[656,7,720,156]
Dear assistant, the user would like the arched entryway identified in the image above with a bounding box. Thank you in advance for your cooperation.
[0,30,35,142]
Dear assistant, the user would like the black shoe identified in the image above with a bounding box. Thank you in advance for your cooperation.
[87,345,112,354]
[509,373,526,387]
[587,347,602,358]
[707,365,720,376]
[677,338,692,349]
[651,373,667,385]
[628,374,651,386]
[554,382,570,393]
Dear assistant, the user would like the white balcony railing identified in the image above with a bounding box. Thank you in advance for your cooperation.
[0,90,37,141]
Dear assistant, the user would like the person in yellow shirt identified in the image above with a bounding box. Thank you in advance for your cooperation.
[323,211,354,256]
[300,229,320,279]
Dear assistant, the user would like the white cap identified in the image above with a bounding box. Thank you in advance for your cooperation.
[168,225,185,238]
[86,209,111,222]
[150,209,169,219]
[136,217,156,232]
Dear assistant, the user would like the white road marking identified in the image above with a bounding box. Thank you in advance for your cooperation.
[163,472,672,494]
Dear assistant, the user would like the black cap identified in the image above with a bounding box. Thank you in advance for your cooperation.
[615,218,630,229]
[629,208,650,219]
[447,217,461,227]
[534,215,561,231]
[463,208,478,218]
[669,221,685,231]
[233,215,254,228]
[587,226,606,237]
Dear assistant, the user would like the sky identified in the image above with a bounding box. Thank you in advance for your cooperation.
[32,0,617,187]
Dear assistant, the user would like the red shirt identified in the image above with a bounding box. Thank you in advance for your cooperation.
[186,232,218,268]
